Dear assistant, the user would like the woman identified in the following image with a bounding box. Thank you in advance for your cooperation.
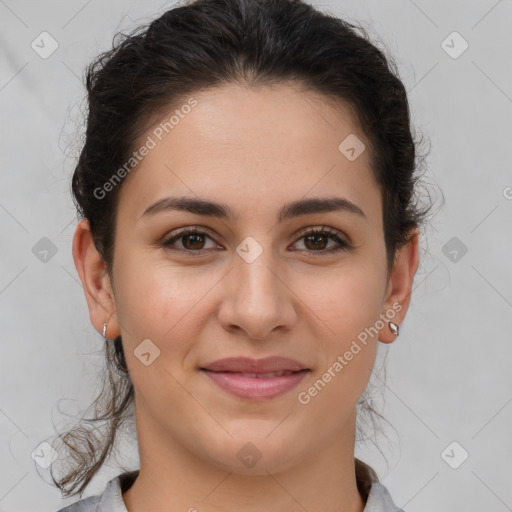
[53,0,431,510]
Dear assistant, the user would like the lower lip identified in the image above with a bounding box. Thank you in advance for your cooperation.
[200,369,310,400]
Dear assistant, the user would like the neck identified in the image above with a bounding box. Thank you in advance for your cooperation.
[122,404,367,512]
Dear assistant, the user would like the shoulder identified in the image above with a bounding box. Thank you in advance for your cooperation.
[54,493,102,512]
[54,470,139,512]
[364,481,405,512]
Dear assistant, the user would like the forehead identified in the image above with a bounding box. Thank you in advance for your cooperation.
[116,83,380,225]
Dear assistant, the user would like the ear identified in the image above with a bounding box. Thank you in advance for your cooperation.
[72,218,121,339]
[378,227,420,344]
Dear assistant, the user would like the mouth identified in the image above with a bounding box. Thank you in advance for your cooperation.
[199,368,310,400]
[200,368,309,378]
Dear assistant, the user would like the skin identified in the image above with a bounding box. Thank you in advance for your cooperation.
[73,83,419,512]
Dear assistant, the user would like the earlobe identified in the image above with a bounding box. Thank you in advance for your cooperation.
[72,218,121,339]
[378,227,420,344]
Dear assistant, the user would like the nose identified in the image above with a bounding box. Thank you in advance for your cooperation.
[217,256,298,341]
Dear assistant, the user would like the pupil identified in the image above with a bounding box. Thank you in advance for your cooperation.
[184,234,204,250]
[306,234,327,250]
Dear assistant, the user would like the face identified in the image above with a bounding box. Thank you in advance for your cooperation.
[75,83,418,476]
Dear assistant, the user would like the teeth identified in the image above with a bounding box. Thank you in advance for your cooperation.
[237,370,295,378]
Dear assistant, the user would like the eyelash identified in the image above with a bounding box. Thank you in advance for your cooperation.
[161,226,351,257]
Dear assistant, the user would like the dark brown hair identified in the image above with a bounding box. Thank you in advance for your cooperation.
[51,0,433,499]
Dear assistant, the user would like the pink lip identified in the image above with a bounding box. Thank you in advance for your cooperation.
[200,356,309,373]
[200,369,310,400]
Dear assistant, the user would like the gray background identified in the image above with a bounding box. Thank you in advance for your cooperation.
[1,0,511,510]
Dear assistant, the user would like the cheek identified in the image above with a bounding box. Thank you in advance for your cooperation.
[300,264,383,393]
[114,248,206,326]
[112,252,223,371]
[111,257,212,405]
[303,260,384,340]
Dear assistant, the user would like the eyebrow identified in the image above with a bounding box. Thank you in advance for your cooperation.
[140,195,367,223]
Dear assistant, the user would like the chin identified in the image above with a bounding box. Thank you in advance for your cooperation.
[199,431,306,475]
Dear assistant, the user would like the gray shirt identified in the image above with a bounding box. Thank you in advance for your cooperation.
[56,470,405,512]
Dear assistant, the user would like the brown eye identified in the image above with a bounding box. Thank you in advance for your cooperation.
[162,228,219,255]
[161,226,350,257]
[292,227,351,255]
[180,232,206,250]
[303,232,329,251]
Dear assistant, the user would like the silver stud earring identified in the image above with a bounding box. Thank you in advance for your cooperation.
[388,321,399,337]
[102,322,108,338]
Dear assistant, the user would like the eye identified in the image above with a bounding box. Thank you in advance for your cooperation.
[291,227,351,255]
[161,226,351,257]
[161,227,220,256]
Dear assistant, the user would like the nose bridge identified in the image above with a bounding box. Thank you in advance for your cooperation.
[234,231,282,301]
[218,240,296,338]
[234,248,283,311]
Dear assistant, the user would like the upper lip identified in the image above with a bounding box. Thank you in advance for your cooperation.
[200,356,310,373]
